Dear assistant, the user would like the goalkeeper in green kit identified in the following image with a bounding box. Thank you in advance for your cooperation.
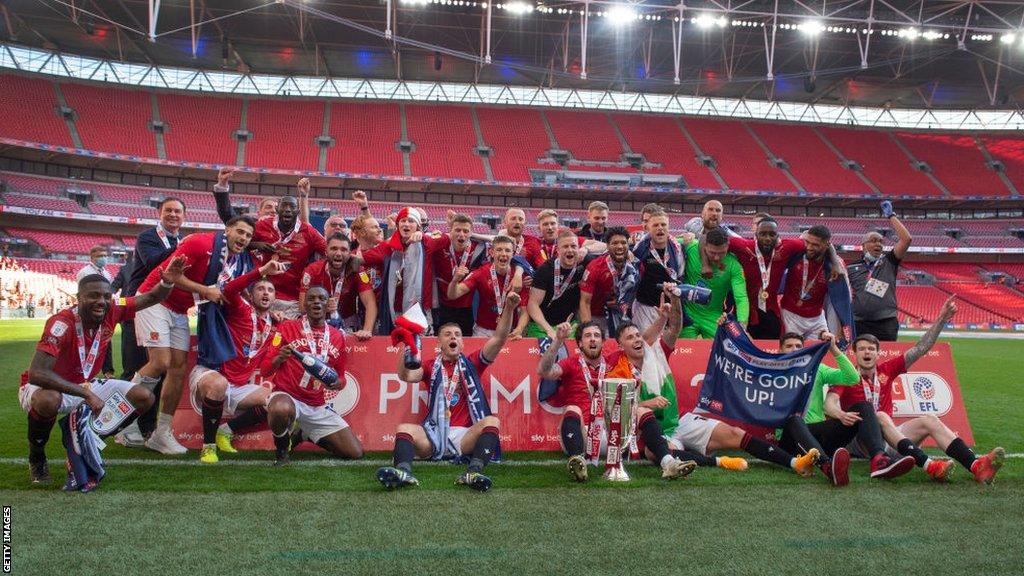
[677,228,748,338]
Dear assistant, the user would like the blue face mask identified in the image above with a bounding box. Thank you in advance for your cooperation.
[863,252,879,264]
[94,257,108,268]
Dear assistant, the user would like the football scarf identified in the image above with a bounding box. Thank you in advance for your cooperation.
[422,353,499,462]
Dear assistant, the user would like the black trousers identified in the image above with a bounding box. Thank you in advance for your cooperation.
[747,309,782,341]
[780,419,858,458]
[855,317,900,342]
[434,305,475,336]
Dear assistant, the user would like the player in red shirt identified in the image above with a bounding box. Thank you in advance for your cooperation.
[433,214,484,335]
[188,259,286,463]
[779,224,835,340]
[448,235,529,338]
[21,256,186,484]
[361,206,450,333]
[497,207,542,267]
[299,233,376,339]
[728,217,805,340]
[578,226,635,336]
[829,296,1005,484]
[260,286,362,466]
[248,182,328,320]
[376,292,521,492]
[135,215,258,455]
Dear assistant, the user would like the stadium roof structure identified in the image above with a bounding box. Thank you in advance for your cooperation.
[4,0,1024,113]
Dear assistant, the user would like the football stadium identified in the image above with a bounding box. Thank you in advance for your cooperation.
[1,0,1022,574]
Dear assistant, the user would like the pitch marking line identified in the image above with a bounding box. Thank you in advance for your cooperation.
[0,454,1019,467]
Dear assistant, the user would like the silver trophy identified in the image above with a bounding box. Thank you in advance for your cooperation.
[601,377,638,482]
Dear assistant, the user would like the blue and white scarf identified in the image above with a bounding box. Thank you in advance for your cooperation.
[422,353,499,461]
[378,238,425,335]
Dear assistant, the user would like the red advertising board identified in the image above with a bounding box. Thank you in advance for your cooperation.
[172,337,974,450]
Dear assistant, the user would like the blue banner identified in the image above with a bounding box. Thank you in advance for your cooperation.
[697,320,830,427]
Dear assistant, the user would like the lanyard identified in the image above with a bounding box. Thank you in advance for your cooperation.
[800,256,823,300]
[299,317,332,389]
[490,265,515,315]
[248,309,272,359]
[552,263,579,301]
[155,225,177,249]
[862,371,881,411]
[649,245,678,281]
[439,357,464,414]
[579,356,607,414]
[73,307,102,382]
[755,246,774,293]
[450,244,471,269]
[217,252,239,287]
[272,217,300,247]
[864,257,881,283]
[541,242,556,262]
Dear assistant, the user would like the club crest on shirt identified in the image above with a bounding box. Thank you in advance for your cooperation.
[50,320,68,337]
[150,331,160,342]
[302,272,311,286]
[359,271,370,283]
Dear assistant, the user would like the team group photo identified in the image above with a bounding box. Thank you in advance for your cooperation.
[1,0,1022,574]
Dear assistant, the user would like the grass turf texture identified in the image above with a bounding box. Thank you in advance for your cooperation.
[1,319,1021,575]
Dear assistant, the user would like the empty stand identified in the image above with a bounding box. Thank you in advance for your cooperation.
[941,283,1024,321]
[159,93,241,165]
[612,114,720,188]
[0,74,72,147]
[748,122,872,195]
[682,118,796,192]
[897,285,1009,325]
[405,105,486,179]
[818,127,943,196]
[545,110,623,162]
[326,102,404,176]
[62,83,157,157]
[3,193,84,213]
[477,107,551,181]
[896,133,1009,197]
[245,99,322,170]
[978,136,1024,195]
[6,228,122,255]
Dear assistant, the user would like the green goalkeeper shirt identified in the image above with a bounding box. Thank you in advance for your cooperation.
[679,239,749,337]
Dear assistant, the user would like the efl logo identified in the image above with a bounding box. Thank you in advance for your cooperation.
[892,372,953,417]
[324,372,360,416]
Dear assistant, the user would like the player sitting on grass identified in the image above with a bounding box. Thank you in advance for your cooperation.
[539,316,697,482]
[775,331,861,487]
[830,296,1005,484]
[376,292,520,492]
[21,256,186,484]
[189,260,286,463]
[260,286,363,466]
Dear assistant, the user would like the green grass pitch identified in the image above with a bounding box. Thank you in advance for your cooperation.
[0,319,1021,575]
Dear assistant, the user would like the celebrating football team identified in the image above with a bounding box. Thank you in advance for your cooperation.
[21,175,1005,492]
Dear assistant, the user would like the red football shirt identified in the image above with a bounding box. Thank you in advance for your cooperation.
[547,353,605,425]
[299,260,373,318]
[728,237,805,325]
[780,254,829,318]
[832,354,905,416]
[579,254,616,316]
[217,270,274,387]
[462,263,528,330]
[362,233,450,310]
[139,232,220,314]
[259,318,347,407]
[22,298,136,388]
[421,350,491,427]
[433,242,479,309]
[252,217,327,302]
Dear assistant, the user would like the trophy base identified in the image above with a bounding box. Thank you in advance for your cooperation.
[602,465,630,482]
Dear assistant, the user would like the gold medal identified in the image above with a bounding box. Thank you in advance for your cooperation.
[760,290,769,302]
[445,409,451,419]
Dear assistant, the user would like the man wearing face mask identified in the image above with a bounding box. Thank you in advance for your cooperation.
[847,201,912,341]
[77,246,114,283]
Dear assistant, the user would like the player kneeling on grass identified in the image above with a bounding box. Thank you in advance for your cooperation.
[260,286,363,466]
[376,292,520,492]
[539,318,696,482]
[22,257,186,484]
[189,260,286,463]
[831,296,1004,484]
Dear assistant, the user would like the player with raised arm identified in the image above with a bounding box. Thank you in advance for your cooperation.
[247,178,327,320]
[448,235,529,338]
[260,286,363,466]
[830,296,1005,483]
[375,291,521,492]
[22,256,186,484]
[189,259,286,463]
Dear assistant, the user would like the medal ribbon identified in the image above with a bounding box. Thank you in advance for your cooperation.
[73,307,102,382]
[298,317,331,389]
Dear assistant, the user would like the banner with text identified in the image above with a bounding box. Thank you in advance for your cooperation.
[174,338,975,451]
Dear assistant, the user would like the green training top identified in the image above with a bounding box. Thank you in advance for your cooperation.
[680,240,749,333]
[803,351,860,424]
